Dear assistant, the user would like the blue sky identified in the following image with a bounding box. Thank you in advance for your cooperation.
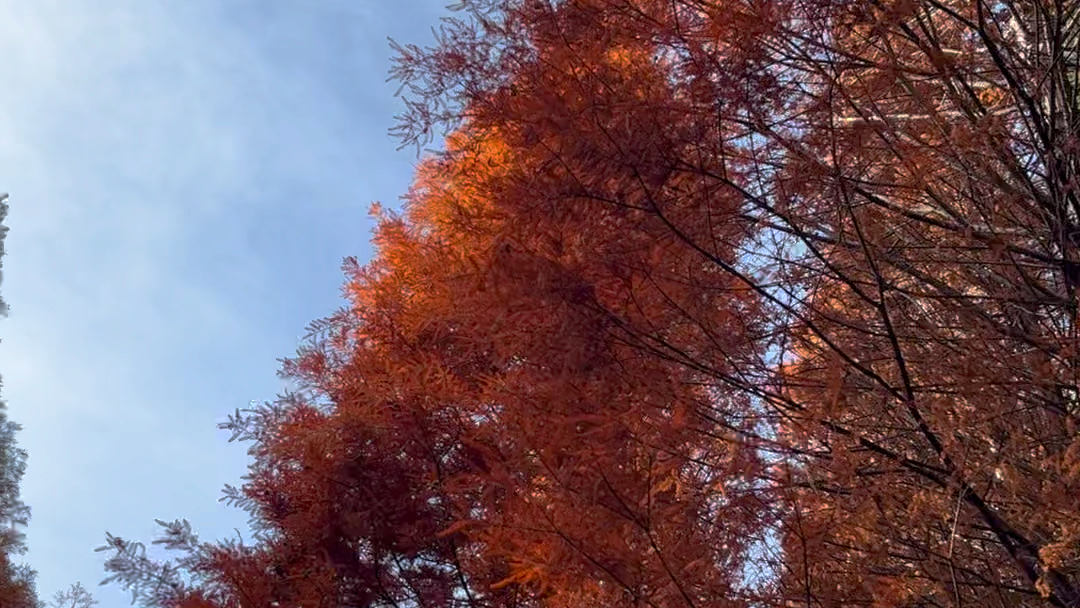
[0,1,450,605]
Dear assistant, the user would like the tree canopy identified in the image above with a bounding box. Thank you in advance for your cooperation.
[101,1,1080,606]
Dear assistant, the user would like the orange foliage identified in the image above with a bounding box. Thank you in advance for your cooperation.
[101,1,1080,607]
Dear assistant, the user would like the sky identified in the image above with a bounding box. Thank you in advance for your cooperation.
[0,0,452,605]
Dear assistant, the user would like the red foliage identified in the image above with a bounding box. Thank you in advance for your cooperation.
[101,1,1080,607]
[0,552,36,608]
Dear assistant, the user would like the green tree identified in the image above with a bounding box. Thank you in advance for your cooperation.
[0,193,38,608]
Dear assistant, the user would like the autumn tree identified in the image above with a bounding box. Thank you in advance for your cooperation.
[100,1,1080,607]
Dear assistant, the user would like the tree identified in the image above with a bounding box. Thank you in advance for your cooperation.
[0,195,97,608]
[48,582,99,608]
[0,409,37,608]
[100,0,1080,607]
[0,193,40,608]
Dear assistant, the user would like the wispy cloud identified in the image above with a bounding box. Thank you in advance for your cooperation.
[0,1,448,604]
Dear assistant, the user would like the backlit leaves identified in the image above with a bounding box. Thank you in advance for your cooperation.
[101,1,1080,607]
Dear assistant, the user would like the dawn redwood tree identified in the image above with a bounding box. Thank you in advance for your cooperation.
[100,1,1080,607]
[100,82,771,608]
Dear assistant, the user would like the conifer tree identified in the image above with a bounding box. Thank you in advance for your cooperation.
[0,195,39,608]
[99,2,1080,606]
